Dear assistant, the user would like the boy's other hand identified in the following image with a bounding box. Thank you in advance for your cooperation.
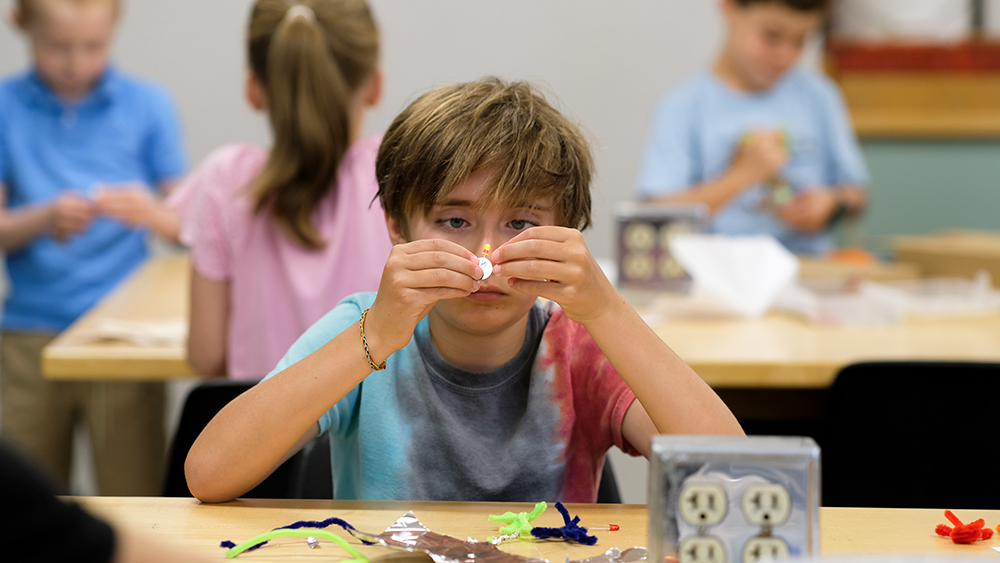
[367,239,483,354]
[94,184,156,228]
[51,192,95,240]
[729,129,788,188]
[776,188,837,232]
[491,226,616,325]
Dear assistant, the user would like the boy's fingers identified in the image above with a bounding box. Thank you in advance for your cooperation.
[402,237,476,259]
[496,259,573,284]
[505,278,558,299]
[493,230,575,264]
[396,267,481,293]
[396,248,481,279]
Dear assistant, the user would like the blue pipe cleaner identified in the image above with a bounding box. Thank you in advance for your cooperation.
[530,502,598,546]
[220,516,374,552]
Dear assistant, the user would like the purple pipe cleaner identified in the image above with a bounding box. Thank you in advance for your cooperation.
[530,502,598,545]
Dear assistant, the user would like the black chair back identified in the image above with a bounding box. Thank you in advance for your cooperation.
[163,380,332,498]
[821,361,1000,508]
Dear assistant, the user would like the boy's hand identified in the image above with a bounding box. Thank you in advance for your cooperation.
[491,226,616,325]
[729,130,788,188]
[777,189,837,232]
[365,239,483,356]
[94,184,156,228]
[50,193,95,240]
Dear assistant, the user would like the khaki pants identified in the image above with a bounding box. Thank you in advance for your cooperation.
[0,332,165,495]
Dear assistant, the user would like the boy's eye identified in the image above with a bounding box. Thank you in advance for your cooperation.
[509,219,534,231]
[437,217,468,230]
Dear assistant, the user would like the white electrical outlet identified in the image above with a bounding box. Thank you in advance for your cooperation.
[742,537,790,563]
[741,484,791,527]
[678,483,728,526]
[678,536,727,563]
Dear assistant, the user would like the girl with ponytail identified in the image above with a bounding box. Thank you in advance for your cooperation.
[173,0,391,379]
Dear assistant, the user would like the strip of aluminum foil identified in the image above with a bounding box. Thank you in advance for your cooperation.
[346,512,647,563]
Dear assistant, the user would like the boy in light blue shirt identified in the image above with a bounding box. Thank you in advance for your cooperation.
[636,0,868,255]
[0,0,185,494]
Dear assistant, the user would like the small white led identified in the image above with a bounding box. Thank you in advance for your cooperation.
[479,244,493,280]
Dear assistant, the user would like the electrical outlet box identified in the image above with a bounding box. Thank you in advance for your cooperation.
[615,202,706,291]
[648,435,820,563]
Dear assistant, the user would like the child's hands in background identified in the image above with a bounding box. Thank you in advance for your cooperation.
[491,226,616,325]
[93,184,156,228]
[366,239,483,355]
[50,192,95,240]
[777,188,837,232]
[729,129,788,188]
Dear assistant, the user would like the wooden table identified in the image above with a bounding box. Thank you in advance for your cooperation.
[74,497,1000,560]
[41,253,197,380]
[40,255,1000,387]
[651,312,1000,389]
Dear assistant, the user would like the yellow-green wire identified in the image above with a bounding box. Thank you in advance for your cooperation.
[225,529,370,560]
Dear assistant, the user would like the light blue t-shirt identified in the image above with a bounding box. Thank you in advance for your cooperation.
[264,292,638,501]
[0,67,186,331]
[636,67,869,255]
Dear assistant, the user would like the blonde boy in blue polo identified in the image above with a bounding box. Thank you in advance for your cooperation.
[0,0,186,494]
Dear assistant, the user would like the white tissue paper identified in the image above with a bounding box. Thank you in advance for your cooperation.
[669,234,798,318]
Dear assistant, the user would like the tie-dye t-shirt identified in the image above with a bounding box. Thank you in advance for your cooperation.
[265,292,641,501]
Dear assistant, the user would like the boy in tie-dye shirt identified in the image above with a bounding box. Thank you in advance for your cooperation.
[185,78,744,503]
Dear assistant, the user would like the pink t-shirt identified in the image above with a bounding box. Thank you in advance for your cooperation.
[172,137,393,379]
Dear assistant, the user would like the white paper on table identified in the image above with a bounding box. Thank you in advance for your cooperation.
[79,318,187,347]
[669,234,799,318]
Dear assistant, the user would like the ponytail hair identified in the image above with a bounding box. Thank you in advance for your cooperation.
[248,0,379,248]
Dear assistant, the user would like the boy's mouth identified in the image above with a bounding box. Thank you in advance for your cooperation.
[469,285,506,301]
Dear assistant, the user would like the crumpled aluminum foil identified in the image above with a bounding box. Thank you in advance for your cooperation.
[346,512,648,563]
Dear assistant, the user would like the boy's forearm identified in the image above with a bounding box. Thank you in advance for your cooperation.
[836,184,866,215]
[145,202,181,243]
[184,326,376,503]
[0,202,55,250]
[584,297,744,436]
[149,179,182,242]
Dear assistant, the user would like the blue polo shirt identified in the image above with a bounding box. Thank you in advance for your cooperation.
[0,67,186,332]
[636,68,869,255]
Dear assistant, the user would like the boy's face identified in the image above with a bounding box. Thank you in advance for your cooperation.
[22,0,117,100]
[723,0,822,91]
[388,168,557,337]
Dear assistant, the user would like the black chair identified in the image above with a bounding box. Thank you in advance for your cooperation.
[820,361,1000,509]
[596,457,622,503]
[163,380,332,498]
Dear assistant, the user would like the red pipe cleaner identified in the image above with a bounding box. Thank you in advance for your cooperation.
[934,510,994,544]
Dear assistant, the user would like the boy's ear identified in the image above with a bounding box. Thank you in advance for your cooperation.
[8,5,26,31]
[720,0,737,20]
[384,210,408,245]
[244,71,267,112]
[363,68,383,108]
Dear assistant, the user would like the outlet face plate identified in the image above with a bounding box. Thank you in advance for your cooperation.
[678,536,727,563]
[742,537,790,563]
[678,483,728,526]
[647,435,821,563]
[741,484,791,527]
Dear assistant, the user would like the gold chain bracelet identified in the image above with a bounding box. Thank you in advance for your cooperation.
[359,308,386,371]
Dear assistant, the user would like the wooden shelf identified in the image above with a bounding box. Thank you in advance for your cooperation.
[827,41,1000,139]
[835,71,1000,138]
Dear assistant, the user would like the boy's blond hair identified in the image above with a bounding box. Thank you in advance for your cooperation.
[16,0,120,26]
[248,0,379,249]
[376,78,593,239]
